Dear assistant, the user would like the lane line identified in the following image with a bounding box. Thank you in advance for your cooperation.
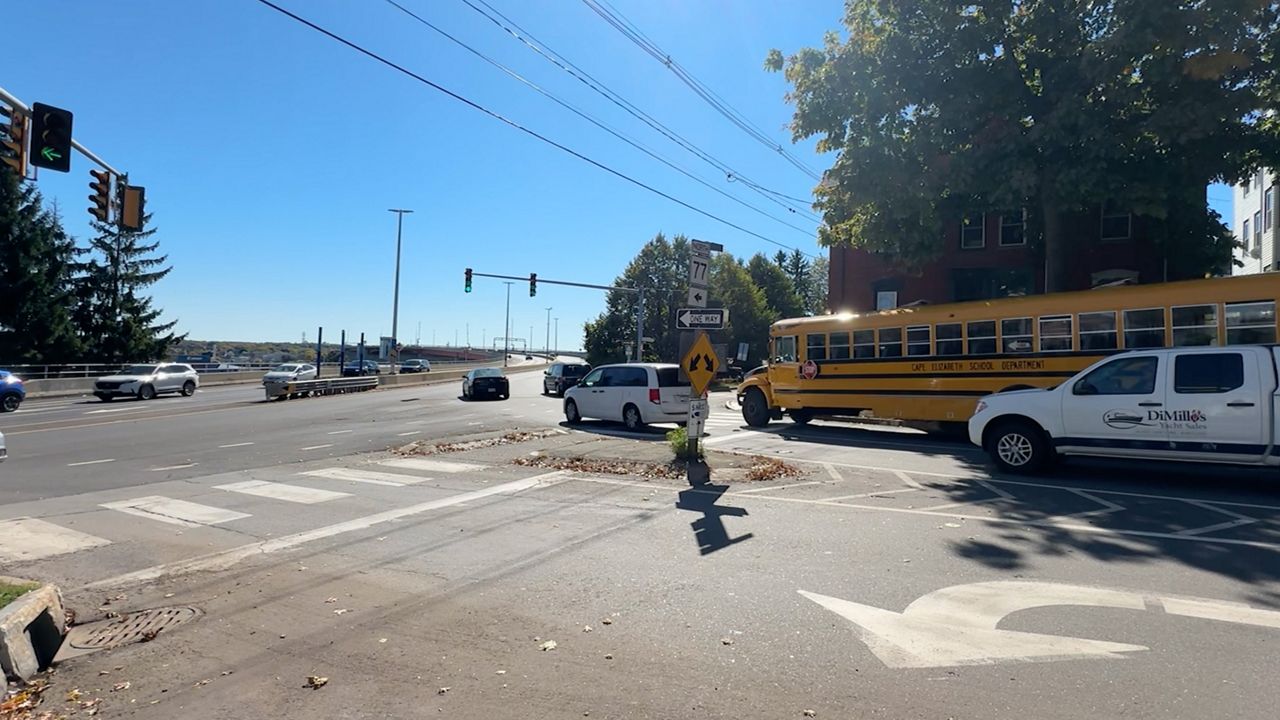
[819,487,924,502]
[823,463,843,483]
[378,457,483,474]
[67,458,115,467]
[215,480,349,504]
[300,444,334,450]
[396,430,421,437]
[300,467,428,486]
[84,407,149,415]
[327,430,353,435]
[100,496,251,528]
[1177,518,1257,536]
[737,481,822,495]
[84,472,565,589]
[219,442,255,448]
[149,463,199,472]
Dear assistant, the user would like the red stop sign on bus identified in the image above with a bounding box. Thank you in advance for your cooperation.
[801,360,819,380]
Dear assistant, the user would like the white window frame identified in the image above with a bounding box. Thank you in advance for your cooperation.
[906,325,932,356]
[1122,306,1167,349]
[1000,317,1034,353]
[1171,303,1220,347]
[1078,311,1118,351]
[852,329,876,359]
[999,209,1026,247]
[1268,187,1275,230]
[1244,218,1252,250]
[966,320,997,355]
[1225,300,1277,345]
[960,214,986,250]
[1254,211,1262,249]
[936,322,964,356]
[1100,205,1132,241]
[1038,314,1074,352]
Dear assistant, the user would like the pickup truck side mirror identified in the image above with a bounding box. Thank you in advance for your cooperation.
[1073,380,1098,396]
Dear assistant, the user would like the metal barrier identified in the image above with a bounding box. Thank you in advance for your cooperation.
[265,376,379,400]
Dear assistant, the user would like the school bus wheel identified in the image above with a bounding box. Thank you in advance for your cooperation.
[741,388,771,428]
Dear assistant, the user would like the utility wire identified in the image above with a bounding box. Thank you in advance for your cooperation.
[253,0,818,258]
[582,0,823,181]
[458,0,821,222]
[381,0,816,239]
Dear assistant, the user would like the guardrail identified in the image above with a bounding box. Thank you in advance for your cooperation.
[3,357,506,381]
[265,376,380,400]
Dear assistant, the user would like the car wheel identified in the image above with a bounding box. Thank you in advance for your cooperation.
[789,409,813,425]
[138,384,156,401]
[462,383,470,400]
[96,394,113,403]
[985,420,1051,475]
[622,404,644,431]
[0,393,20,412]
[565,399,581,424]
[741,388,771,428]
[181,380,197,397]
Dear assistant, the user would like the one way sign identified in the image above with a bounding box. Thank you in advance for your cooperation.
[676,308,728,330]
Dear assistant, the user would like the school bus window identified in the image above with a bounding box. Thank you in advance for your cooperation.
[936,323,963,356]
[1039,315,1073,352]
[1001,318,1033,353]
[1225,301,1276,344]
[806,333,828,361]
[878,327,903,358]
[1171,304,1218,346]
[852,330,875,358]
[773,335,797,362]
[967,321,996,354]
[828,332,851,360]
[1079,311,1118,350]
[1123,308,1165,348]
[907,325,931,356]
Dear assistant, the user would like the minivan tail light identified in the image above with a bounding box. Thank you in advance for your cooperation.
[649,388,661,405]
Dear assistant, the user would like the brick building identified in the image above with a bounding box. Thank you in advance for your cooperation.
[828,206,1166,313]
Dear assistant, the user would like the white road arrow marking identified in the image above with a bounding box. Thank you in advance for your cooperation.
[800,580,1280,668]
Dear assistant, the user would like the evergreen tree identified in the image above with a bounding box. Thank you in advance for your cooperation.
[746,253,804,320]
[77,208,182,362]
[0,169,82,362]
[583,233,690,365]
[804,255,830,316]
[785,249,811,307]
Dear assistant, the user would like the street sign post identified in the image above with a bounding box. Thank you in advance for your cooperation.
[676,308,727,330]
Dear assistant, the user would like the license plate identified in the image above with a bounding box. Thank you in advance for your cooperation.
[486,388,496,393]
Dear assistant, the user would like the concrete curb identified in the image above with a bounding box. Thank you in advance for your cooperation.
[0,577,65,681]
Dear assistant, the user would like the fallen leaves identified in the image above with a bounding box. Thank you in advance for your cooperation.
[743,456,802,483]
[304,676,328,690]
[1,680,49,716]
[600,618,613,626]
[324,597,338,604]
[804,710,817,717]
[539,640,558,651]
[65,689,82,702]
[582,625,592,633]
[333,608,350,615]
[405,430,561,456]
[111,682,131,692]
[720,637,734,646]
[436,687,451,695]
[513,455,685,480]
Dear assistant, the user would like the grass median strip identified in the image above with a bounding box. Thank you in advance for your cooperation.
[0,579,38,608]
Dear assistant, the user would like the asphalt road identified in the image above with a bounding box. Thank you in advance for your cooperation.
[5,372,1280,718]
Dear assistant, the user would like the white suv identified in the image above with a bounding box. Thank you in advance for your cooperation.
[94,363,200,402]
[564,363,691,430]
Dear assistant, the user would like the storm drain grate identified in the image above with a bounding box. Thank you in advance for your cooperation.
[67,606,201,650]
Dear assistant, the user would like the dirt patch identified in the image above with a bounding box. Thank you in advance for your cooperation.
[400,429,562,456]
[513,455,686,480]
[743,456,802,482]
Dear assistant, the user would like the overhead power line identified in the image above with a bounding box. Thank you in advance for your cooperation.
[253,0,818,259]
[457,0,821,222]
[581,0,823,181]
[381,0,816,239]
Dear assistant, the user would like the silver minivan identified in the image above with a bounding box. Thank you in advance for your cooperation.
[563,363,691,430]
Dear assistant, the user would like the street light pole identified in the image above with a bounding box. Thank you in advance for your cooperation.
[387,208,414,373]
[545,307,552,357]
[503,282,513,367]
[554,318,559,354]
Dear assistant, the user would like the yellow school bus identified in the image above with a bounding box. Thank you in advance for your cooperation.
[737,273,1279,432]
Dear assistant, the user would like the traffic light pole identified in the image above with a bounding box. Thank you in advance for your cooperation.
[0,86,119,175]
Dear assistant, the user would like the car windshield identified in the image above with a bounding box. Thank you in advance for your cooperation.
[474,368,503,378]
[563,365,589,377]
[123,365,157,375]
[273,364,300,372]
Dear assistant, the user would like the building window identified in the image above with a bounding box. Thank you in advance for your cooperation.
[1123,308,1166,348]
[936,323,963,355]
[1244,218,1252,249]
[1268,188,1275,230]
[877,327,903,358]
[1171,304,1219,346]
[999,210,1026,246]
[1001,318,1034,353]
[961,214,985,249]
[1039,315,1073,352]
[875,291,898,311]
[1225,301,1276,344]
[852,330,875,358]
[806,333,828,361]
[907,325,931,356]
[967,320,997,355]
[1078,311,1118,350]
[1255,210,1263,248]
[1101,202,1131,241]
[828,332,851,360]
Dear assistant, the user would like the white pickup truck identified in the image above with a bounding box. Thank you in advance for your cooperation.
[970,345,1279,474]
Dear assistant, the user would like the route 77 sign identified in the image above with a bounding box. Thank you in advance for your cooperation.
[676,308,727,330]
[682,331,720,396]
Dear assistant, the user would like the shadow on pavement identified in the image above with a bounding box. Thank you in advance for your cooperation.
[557,420,678,443]
[675,461,753,555]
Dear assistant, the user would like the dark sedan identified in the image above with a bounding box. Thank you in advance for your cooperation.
[342,360,381,376]
[462,367,508,400]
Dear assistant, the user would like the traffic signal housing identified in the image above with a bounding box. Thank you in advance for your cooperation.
[88,169,112,222]
[464,268,473,293]
[1,106,27,178]
[529,273,537,297]
[119,185,145,231]
[29,103,73,173]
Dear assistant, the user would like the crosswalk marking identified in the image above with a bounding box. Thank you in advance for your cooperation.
[300,467,429,486]
[377,457,483,474]
[100,496,251,528]
[214,480,350,504]
[0,517,111,563]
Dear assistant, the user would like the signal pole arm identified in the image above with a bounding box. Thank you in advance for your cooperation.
[0,85,121,175]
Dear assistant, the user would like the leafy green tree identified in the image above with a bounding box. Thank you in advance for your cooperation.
[767,1,1277,290]
[77,209,182,362]
[710,253,772,368]
[584,233,691,365]
[747,253,804,320]
[805,255,830,315]
[0,170,82,362]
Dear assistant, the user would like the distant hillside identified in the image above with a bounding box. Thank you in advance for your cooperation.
[168,340,497,364]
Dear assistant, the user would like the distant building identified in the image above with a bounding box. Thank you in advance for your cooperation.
[828,205,1167,312]
[1232,170,1274,274]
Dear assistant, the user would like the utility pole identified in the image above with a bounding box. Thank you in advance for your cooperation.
[545,307,552,357]
[554,318,559,354]
[503,282,513,367]
[387,208,413,374]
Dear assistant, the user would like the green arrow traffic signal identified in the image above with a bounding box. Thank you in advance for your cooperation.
[40,147,61,162]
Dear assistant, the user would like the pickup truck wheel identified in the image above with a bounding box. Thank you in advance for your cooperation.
[986,420,1049,474]
[741,388,771,428]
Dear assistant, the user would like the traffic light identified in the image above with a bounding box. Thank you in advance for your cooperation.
[0,106,27,178]
[464,268,473,293]
[88,169,112,222]
[119,185,145,231]
[29,103,73,173]
[529,272,537,297]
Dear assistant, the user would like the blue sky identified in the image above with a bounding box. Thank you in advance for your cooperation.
[7,0,836,350]
[7,1,1234,351]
